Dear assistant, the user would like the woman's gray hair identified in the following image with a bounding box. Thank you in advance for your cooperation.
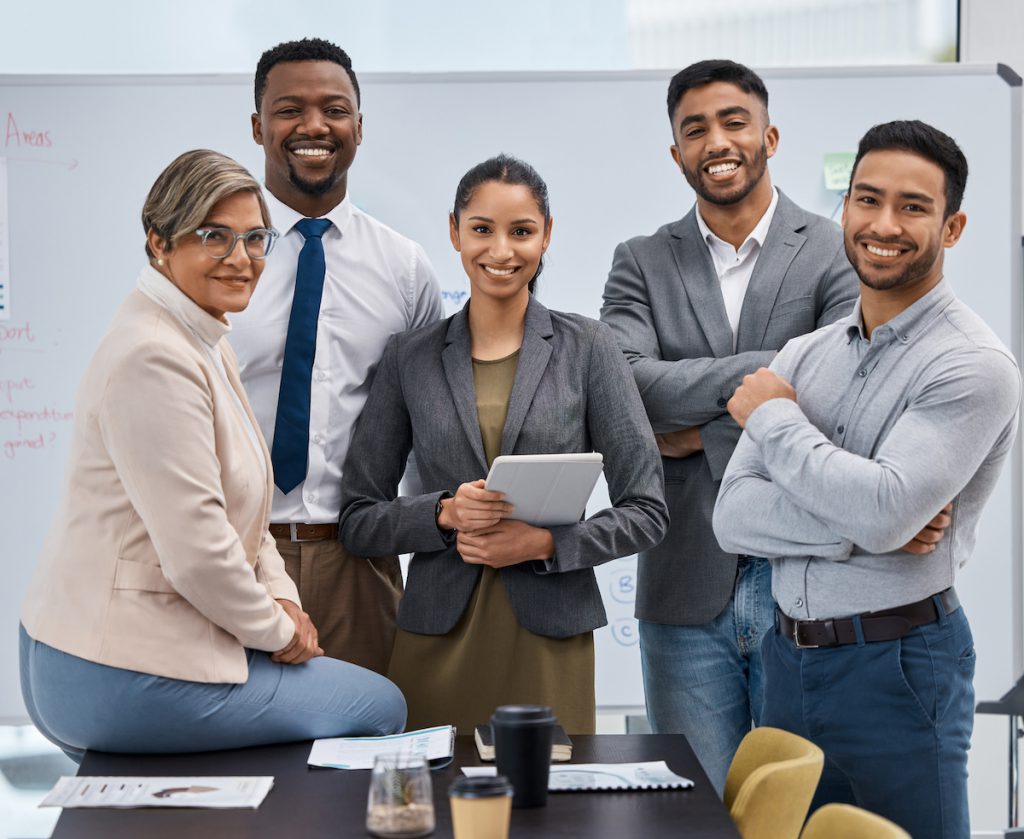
[141,149,270,257]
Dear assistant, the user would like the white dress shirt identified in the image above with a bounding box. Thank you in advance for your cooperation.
[229,190,444,524]
[696,187,779,350]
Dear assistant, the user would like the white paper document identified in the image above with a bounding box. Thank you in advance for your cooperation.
[40,776,274,809]
[308,725,455,769]
[463,761,694,791]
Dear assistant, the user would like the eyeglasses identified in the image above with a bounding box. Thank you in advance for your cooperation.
[194,227,279,260]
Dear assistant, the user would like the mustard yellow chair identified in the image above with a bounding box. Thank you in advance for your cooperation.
[801,803,911,839]
[723,726,825,839]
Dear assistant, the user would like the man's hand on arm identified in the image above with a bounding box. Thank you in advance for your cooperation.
[727,368,797,429]
[900,502,953,555]
[656,426,704,458]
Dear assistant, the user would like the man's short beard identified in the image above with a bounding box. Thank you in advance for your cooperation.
[845,236,939,292]
[287,163,339,197]
[684,142,768,207]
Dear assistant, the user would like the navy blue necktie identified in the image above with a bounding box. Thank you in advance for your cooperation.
[271,217,332,494]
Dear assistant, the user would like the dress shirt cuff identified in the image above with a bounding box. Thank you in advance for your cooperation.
[745,398,808,445]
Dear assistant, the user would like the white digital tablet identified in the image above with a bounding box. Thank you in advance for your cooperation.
[484,453,605,527]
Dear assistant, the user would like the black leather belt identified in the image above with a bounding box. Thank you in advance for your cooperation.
[778,588,960,649]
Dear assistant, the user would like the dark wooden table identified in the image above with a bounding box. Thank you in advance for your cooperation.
[53,734,740,838]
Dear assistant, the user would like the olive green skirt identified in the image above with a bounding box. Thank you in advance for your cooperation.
[388,566,596,735]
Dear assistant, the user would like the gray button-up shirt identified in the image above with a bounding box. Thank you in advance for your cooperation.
[713,280,1020,619]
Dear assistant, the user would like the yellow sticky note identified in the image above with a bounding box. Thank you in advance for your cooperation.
[823,152,856,192]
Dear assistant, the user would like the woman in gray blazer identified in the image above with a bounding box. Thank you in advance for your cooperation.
[340,155,668,734]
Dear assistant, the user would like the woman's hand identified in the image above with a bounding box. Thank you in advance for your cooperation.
[457,520,555,568]
[272,599,323,664]
[438,479,512,532]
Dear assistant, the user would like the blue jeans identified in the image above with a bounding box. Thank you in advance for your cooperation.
[640,557,774,795]
[762,600,975,839]
[19,624,407,763]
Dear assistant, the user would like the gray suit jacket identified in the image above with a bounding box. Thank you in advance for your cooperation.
[339,296,669,638]
[600,190,858,625]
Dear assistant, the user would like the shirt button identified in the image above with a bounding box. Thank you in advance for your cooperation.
[315,371,327,382]
[717,397,727,407]
[795,598,803,608]
[306,493,316,503]
[837,425,845,434]
[858,369,867,377]
[313,434,324,445]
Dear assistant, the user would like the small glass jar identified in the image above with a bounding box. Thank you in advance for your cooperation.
[366,754,435,838]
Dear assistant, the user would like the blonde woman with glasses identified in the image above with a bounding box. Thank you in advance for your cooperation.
[19,149,405,761]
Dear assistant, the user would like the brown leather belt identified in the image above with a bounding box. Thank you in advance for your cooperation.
[778,588,960,649]
[269,522,339,543]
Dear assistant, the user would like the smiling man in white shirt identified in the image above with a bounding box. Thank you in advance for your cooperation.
[230,38,444,674]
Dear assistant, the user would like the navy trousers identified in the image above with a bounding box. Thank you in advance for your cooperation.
[761,599,975,839]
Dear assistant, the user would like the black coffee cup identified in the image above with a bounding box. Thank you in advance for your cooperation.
[490,704,556,808]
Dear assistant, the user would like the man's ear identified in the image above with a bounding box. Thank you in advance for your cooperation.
[763,124,780,160]
[669,143,683,172]
[252,112,263,146]
[943,211,967,249]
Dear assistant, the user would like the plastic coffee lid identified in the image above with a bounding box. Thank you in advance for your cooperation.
[490,704,556,725]
[449,775,513,798]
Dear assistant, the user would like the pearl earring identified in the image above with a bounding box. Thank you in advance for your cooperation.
[157,258,164,266]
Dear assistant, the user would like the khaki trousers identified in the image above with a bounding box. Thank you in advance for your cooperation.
[275,537,402,675]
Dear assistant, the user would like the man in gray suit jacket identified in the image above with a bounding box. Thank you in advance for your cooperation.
[600,59,858,793]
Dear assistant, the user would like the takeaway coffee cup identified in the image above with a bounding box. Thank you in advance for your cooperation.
[448,775,513,839]
[490,704,556,808]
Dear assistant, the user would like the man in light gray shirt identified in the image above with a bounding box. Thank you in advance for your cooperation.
[713,121,1020,838]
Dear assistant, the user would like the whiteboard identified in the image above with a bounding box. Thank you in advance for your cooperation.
[0,66,1019,730]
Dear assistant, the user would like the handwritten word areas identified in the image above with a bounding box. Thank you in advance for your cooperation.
[5,113,52,148]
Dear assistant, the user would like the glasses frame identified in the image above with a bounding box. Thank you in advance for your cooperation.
[194,226,279,260]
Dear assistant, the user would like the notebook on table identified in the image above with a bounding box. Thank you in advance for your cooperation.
[474,724,573,762]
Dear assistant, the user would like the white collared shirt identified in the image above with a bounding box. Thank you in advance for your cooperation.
[136,264,266,475]
[229,190,444,525]
[695,187,779,350]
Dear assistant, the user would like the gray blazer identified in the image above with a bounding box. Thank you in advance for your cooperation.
[339,296,668,638]
[600,190,858,625]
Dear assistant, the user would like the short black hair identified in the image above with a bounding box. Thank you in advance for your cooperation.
[850,120,968,217]
[666,59,769,123]
[254,38,360,111]
[453,154,550,295]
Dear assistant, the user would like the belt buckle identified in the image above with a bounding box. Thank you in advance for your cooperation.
[792,619,822,649]
[290,523,316,543]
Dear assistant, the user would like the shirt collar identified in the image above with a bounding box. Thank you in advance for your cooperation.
[844,279,956,344]
[261,187,353,238]
[695,186,779,254]
[136,263,230,349]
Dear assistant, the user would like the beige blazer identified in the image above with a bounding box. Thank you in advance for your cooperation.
[21,268,298,683]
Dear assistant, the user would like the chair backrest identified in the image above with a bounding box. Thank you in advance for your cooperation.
[801,803,911,839]
[723,726,825,839]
